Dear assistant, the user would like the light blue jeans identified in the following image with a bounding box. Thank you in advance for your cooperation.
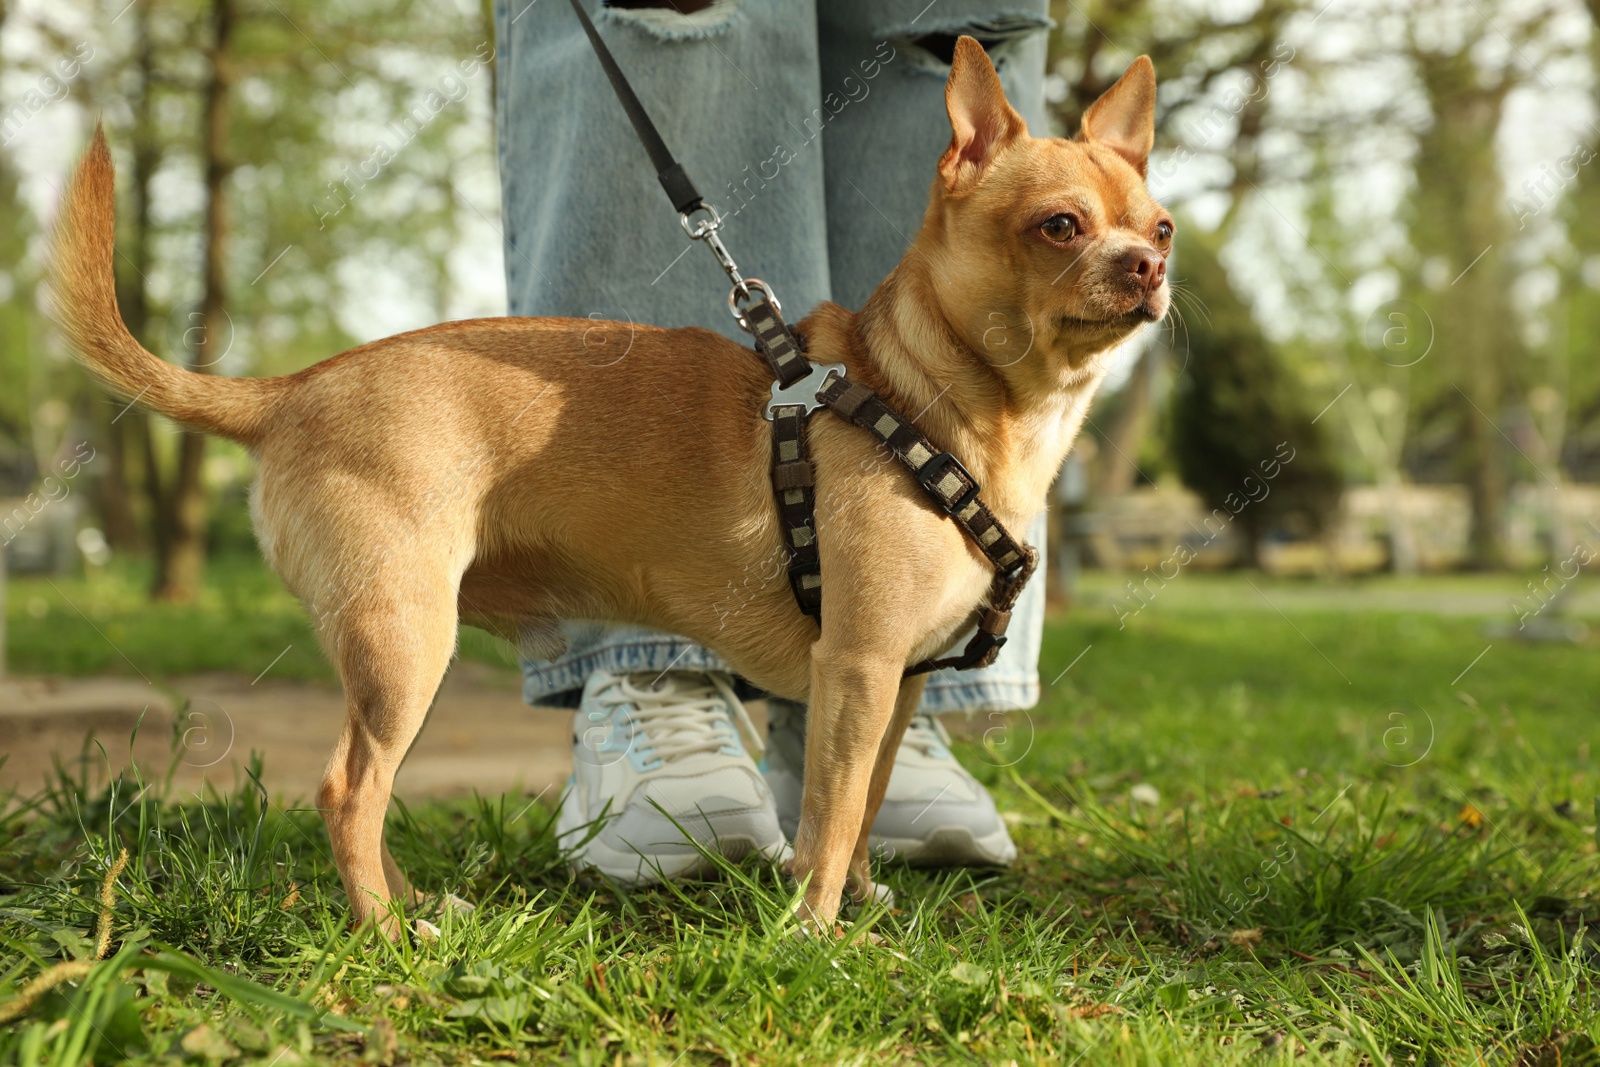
[493,0,1052,713]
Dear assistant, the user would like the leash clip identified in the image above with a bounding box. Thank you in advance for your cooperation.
[681,204,755,314]
[765,362,847,421]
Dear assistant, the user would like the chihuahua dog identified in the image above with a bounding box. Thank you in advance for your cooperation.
[52,38,1169,936]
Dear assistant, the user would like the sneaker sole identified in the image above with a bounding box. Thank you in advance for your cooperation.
[870,824,1017,868]
[769,766,1015,868]
[556,786,792,886]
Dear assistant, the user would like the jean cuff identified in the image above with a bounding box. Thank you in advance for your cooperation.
[919,672,1039,715]
[521,639,736,708]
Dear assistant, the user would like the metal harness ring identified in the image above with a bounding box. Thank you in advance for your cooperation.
[729,278,781,329]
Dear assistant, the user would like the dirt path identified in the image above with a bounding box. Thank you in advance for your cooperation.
[0,662,590,804]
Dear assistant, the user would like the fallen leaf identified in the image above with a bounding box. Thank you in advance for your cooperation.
[362,1018,397,1067]
[180,1024,239,1063]
[1055,1001,1122,1020]
[949,961,991,986]
[1229,928,1264,949]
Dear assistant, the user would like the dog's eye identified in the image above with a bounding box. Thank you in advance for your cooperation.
[1154,221,1174,248]
[1040,214,1077,242]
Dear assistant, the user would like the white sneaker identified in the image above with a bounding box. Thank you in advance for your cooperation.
[556,670,791,885]
[764,701,1017,867]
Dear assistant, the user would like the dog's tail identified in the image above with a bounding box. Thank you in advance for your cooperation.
[49,126,281,445]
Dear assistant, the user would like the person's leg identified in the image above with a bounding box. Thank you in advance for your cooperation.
[496,0,830,338]
[765,0,1053,866]
[494,0,828,881]
[816,0,1053,310]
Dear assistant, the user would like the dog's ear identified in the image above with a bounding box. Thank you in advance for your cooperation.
[939,36,1028,192]
[1078,56,1156,177]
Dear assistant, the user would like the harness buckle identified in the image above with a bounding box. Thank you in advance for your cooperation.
[764,362,847,420]
[917,451,980,515]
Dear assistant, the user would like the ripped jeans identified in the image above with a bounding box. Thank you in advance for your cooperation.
[492,0,1053,713]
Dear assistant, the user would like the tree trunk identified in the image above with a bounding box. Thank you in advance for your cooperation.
[153,0,233,600]
[1407,45,1515,570]
[1461,382,1506,568]
[96,414,140,550]
[103,0,162,557]
[1096,346,1155,496]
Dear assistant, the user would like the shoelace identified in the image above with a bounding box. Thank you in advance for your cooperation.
[899,713,954,759]
[594,671,763,763]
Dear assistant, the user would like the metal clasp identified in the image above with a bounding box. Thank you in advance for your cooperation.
[765,362,846,421]
[681,204,755,316]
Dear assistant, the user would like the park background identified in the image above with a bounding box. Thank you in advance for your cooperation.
[1,0,1599,1064]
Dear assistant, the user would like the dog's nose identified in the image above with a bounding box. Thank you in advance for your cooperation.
[1119,248,1166,289]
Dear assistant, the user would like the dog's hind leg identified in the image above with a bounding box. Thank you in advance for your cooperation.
[313,560,460,939]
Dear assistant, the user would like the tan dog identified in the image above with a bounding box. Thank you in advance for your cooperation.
[51,38,1170,936]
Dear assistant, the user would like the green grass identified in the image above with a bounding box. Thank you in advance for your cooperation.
[3,558,518,681]
[3,559,1599,1064]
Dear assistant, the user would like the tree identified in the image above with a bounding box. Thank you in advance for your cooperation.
[1168,228,1342,565]
[1545,0,1600,490]
[3,0,499,596]
[0,0,44,498]
[148,0,234,599]
[1394,0,1579,568]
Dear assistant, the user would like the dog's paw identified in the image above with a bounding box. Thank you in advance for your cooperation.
[413,917,442,942]
[787,919,845,940]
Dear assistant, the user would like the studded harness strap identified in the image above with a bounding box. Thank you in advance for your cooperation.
[814,375,1038,674]
[570,0,1035,674]
[745,289,1037,675]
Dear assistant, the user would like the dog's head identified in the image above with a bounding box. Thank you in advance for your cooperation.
[917,37,1170,386]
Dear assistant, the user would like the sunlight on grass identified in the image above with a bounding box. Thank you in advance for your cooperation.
[2,566,1597,1063]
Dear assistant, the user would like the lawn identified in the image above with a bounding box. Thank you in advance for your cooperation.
[2,559,1598,1064]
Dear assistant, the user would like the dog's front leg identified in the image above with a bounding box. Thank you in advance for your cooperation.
[791,648,907,932]
[846,674,927,902]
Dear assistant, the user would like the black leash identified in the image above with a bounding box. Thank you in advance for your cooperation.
[567,0,1033,673]
[566,0,817,390]
[566,0,703,215]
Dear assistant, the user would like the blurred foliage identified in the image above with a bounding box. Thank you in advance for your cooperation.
[0,0,1597,584]
[0,0,497,583]
[1168,228,1342,560]
[1050,0,1600,568]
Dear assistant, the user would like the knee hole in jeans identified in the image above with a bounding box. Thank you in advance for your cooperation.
[886,14,1051,74]
[605,0,714,12]
[598,0,740,37]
